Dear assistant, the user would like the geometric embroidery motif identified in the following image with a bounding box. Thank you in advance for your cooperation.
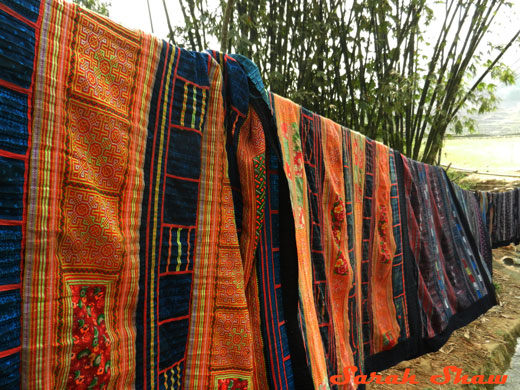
[72,11,138,116]
[68,100,129,193]
[212,310,252,368]
[60,187,122,270]
[253,154,265,243]
[216,250,247,307]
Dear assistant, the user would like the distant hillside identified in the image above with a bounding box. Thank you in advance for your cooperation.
[466,84,520,136]
[473,108,520,136]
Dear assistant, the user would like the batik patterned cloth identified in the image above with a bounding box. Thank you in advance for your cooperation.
[208,50,271,390]
[268,91,497,387]
[0,1,40,387]
[270,94,331,389]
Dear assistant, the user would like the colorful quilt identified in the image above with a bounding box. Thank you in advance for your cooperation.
[0,0,502,389]
[400,158,496,353]
[267,93,497,386]
[0,0,261,389]
[452,185,493,270]
[269,95,418,387]
[477,188,520,248]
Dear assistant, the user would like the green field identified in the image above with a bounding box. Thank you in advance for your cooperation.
[440,136,520,174]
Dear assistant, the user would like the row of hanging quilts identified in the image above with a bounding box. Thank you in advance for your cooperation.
[0,0,512,389]
[480,189,520,248]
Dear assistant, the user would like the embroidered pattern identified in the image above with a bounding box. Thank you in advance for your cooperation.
[73,12,138,115]
[66,285,111,390]
[217,377,249,390]
[332,196,348,275]
[378,205,391,264]
[253,154,266,243]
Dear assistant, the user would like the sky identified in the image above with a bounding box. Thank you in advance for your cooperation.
[109,0,187,41]
[108,1,520,75]
[108,0,520,58]
[108,0,520,134]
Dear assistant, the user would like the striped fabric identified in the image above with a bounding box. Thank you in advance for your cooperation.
[268,91,497,386]
[452,185,493,270]
[476,188,520,249]
[0,1,38,387]
[0,1,259,389]
[399,158,495,355]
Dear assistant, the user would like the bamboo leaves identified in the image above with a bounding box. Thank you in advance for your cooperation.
[167,0,518,163]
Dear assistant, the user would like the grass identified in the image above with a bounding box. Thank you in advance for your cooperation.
[441,135,520,174]
[445,170,481,191]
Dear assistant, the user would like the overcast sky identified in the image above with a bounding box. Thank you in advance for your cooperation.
[109,0,185,40]
[107,0,520,133]
[109,0,520,71]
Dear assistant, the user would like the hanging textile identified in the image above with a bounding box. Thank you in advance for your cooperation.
[452,185,493,270]
[0,1,262,388]
[0,0,505,389]
[478,188,520,248]
[399,158,496,353]
[265,94,497,385]
[268,94,420,387]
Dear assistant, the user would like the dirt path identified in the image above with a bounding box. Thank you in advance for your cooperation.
[367,247,520,390]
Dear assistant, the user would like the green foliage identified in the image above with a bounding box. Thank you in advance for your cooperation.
[72,0,110,16]
[445,170,480,191]
[169,0,519,163]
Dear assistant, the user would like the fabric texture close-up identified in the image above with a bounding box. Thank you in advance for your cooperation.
[0,0,512,389]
